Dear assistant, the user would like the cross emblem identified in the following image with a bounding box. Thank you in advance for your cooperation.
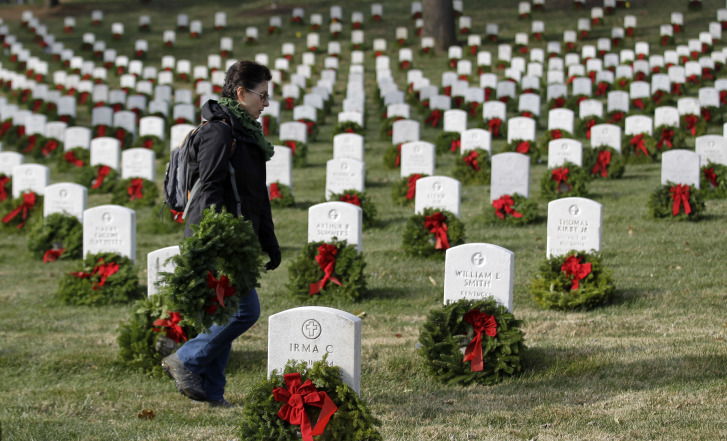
[328,209,340,221]
[302,319,322,339]
[471,252,485,266]
[569,205,580,216]
[102,212,113,223]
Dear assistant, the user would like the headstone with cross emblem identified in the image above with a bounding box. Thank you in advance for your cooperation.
[147,245,180,297]
[695,135,727,166]
[460,129,491,155]
[548,139,583,168]
[415,176,461,218]
[661,150,700,189]
[490,152,530,201]
[333,133,364,161]
[401,141,436,178]
[307,201,363,251]
[325,158,365,199]
[121,148,155,181]
[90,137,121,171]
[443,243,515,311]
[82,204,136,261]
[43,182,87,221]
[0,152,23,176]
[590,124,622,153]
[267,306,362,394]
[546,197,602,258]
[12,164,50,198]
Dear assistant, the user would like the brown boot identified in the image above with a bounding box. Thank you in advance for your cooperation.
[161,353,207,401]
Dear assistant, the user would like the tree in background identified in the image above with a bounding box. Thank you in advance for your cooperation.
[423,0,457,53]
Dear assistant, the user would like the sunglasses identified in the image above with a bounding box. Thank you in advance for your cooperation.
[245,88,270,101]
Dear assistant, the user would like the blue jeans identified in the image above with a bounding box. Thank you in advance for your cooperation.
[176,289,260,401]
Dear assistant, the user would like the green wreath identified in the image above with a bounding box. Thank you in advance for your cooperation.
[622,133,657,164]
[76,164,119,194]
[56,146,89,172]
[402,208,466,258]
[331,121,363,137]
[452,148,491,185]
[281,140,308,168]
[583,146,626,179]
[158,207,263,333]
[390,173,428,206]
[537,129,574,155]
[327,190,377,229]
[239,358,382,441]
[575,116,603,140]
[262,115,278,138]
[418,298,525,386]
[681,114,708,137]
[379,116,403,139]
[286,239,367,303]
[269,182,295,208]
[26,212,83,261]
[648,182,706,221]
[117,294,198,376]
[529,250,615,310]
[0,192,43,233]
[701,105,722,126]
[114,127,134,150]
[700,163,727,199]
[136,134,165,157]
[1,121,22,146]
[57,252,141,306]
[16,134,53,160]
[383,143,404,169]
[297,119,319,142]
[0,174,11,204]
[503,139,540,164]
[434,131,461,155]
[484,193,539,225]
[540,162,590,199]
[653,125,686,154]
[111,177,159,208]
[479,117,506,139]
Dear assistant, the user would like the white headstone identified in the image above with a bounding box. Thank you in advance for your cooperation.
[590,124,622,152]
[443,243,514,311]
[661,150,701,188]
[266,146,293,189]
[507,117,536,142]
[307,202,363,251]
[82,205,136,261]
[624,115,653,136]
[147,245,180,297]
[333,134,364,161]
[0,152,23,176]
[546,197,602,258]
[43,182,87,221]
[654,106,680,128]
[400,141,436,178]
[121,148,155,181]
[460,129,492,155]
[415,176,461,218]
[90,137,121,170]
[325,158,365,199]
[64,126,92,151]
[267,307,361,393]
[392,119,420,146]
[548,139,583,167]
[490,152,530,201]
[548,109,575,133]
[12,164,50,198]
[695,135,727,166]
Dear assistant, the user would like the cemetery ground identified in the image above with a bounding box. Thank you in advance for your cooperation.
[1,0,727,439]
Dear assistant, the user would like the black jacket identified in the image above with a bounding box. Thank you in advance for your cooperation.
[183,100,278,254]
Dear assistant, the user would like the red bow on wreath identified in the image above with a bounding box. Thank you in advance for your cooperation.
[550,129,563,140]
[269,182,282,200]
[2,192,37,229]
[488,118,501,138]
[516,141,531,154]
[43,248,65,263]
[656,128,674,150]
[39,139,58,157]
[701,108,712,123]
[703,168,718,188]
[630,134,648,156]
[424,212,450,250]
[450,138,461,153]
[684,115,698,136]
[462,309,497,372]
[670,184,691,216]
[127,178,144,200]
[394,143,403,167]
[492,195,523,219]
[592,150,611,177]
[22,135,38,153]
[425,110,442,127]
[71,257,120,290]
[298,119,316,136]
[585,119,596,139]
[340,193,361,206]
[608,112,625,124]
[284,97,295,110]
[0,176,9,202]
[207,271,236,312]
[153,311,188,343]
[596,82,609,96]
[273,373,338,441]
[561,255,592,291]
[551,167,572,192]
[468,101,480,117]
[406,174,421,200]
[92,165,111,189]
[463,150,480,171]
[284,140,297,155]
[309,244,343,295]
[632,98,645,110]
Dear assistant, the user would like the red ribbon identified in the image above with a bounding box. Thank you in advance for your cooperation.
[0,176,8,202]
[670,184,692,216]
[550,129,563,140]
[561,255,592,291]
[340,193,361,206]
[522,111,533,118]
[273,373,338,441]
[462,309,497,372]
[488,118,501,137]
[43,248,65,263]
[703,168,718,188]
[127,178,144,200]
[701,108,712,122]
[207,271,236,309]
[153,311,188,343]
[71,257,120,290]
[672,83,682,96]
[585,119,596,139]
[2,192,37,229]
[484,88,493,101]
[269,182,282,200]
[425,110,442,127]
[22,134,38,153]
[608,112,625,124]
[492,195,523,219]
[633,98,645,110]
[262,115,271,136]
[552,97,565,108]
[41,139,59,157]
[298,119,316,136]
[424,212,450,250]
[684,115,698,136]
[468,101,480,117]
[115,128,127,144]
[591,150,612,177]
[656,128,674,150]
[406,174,421,200]
[0,121,13,138]
[596,82,609,96]
[463,150,480,170]
[394,143,403,167]
[516,141,531,154]
[551,167,572,192]
[64,151,85,167]
[285,97,294,110]
[629,134,648,156]
[284,140,297,155]
[450,138,461,153]
[142,138,154,149]
[92,165,111,189]
[170,209,184,223]
[309,244,343,295]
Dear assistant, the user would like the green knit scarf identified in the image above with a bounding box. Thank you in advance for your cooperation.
[218,97,275,161]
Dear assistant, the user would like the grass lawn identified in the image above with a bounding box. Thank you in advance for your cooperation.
[1,0,726,440]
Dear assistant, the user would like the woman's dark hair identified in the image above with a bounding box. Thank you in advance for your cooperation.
[221,60,272,99]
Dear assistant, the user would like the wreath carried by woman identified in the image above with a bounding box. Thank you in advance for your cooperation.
[239,358,383,441]
[402,208,465,258]
[76,164,119,194]
[540,162,590,199]
[391,173,428,206]
[111,177,159,208]
[286,239,367,303]
[648,182,705,220]
[484,193,538,225]
[157,207,263,333]
[268,182,295,208]
[700,163,727,199]
[26,212,83,261]
[328,190,377,229]
[57,252,141,306]
[452,148,491,185]
[503,139,540,163]
[622,132,657,164]
[418,298,525,385]
[529,250,615,310]
[583,146,626,179]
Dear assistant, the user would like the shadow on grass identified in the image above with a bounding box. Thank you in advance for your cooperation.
[227,349,267,374]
